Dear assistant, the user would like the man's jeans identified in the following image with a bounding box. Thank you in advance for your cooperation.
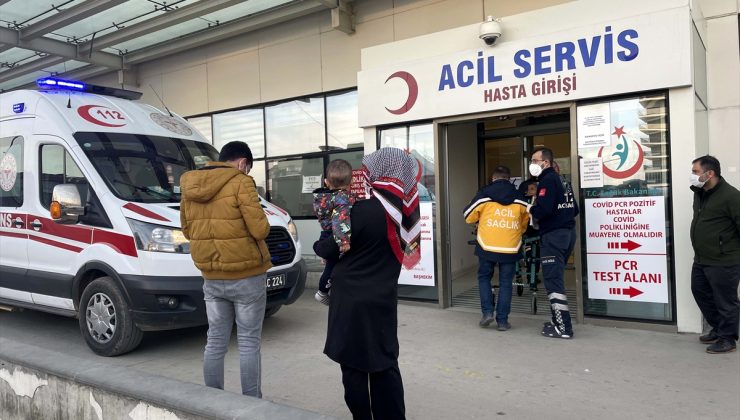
[203,275,266,397]
[477,259,516,324]
[541,228,576,333]
[691,263,740,342]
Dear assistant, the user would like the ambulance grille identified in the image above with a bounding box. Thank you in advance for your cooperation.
[266,227,295,266]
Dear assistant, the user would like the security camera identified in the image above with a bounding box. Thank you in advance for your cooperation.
[479,16,502,46]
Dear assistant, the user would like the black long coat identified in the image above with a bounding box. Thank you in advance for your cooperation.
[314,197,403,372]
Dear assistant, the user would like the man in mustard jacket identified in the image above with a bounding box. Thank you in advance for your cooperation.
[464,166,529,331]
[180,141,272,398]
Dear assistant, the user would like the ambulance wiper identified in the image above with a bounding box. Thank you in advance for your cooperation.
[112,179,175,200]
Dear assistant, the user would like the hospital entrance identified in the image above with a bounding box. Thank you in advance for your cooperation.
[441,108,581,316]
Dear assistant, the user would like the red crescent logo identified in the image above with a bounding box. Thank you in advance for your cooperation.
[78,105,127,128]
[598,140,644,179]
[385,71,418,115]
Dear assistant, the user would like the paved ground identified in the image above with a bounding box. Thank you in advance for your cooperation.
[1,291,738,420]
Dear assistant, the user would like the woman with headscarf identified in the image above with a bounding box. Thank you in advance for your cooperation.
[314,147,422,420]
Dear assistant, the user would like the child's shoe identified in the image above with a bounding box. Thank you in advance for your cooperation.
[314,290,330,306]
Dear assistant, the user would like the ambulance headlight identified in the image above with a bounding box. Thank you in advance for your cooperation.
[287,219,298,242]
[127,218,190,254]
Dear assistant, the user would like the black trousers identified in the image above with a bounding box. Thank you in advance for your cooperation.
[691,263,740,342]
[340,363,405,420]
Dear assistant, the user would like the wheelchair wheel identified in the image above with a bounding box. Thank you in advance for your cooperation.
[531,295,538,314]
[516,285,524,296]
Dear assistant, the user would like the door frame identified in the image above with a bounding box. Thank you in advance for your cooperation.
[434,102,583,323]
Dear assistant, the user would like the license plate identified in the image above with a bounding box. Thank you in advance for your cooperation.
[266,274,286,291]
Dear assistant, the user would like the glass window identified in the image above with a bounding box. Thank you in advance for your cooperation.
[379,126,407,149]
[578,93,674,321]
[74,132,219,203]
[327,91,364,150]
[250,160,267,197]
[0,135,23,207]
[329,149,364,172]
[39,144,88,209]
[187,116,213,144]
[409,124,436,201]
[267,157,324,217]
[266,97,325,156]
[213,109,265,158]
[378,124,438,301]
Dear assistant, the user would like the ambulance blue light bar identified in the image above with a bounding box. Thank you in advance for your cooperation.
[37,77,85,90]
[36,77,143,100]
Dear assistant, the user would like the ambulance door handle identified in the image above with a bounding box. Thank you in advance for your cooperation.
[31,220,42,231]
[13,217,24,228]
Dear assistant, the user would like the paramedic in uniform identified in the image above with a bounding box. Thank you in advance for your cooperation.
[527,147,579,339]
[464,166,529,331]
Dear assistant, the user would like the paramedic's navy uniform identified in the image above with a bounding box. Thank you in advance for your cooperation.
[529,167,579,336]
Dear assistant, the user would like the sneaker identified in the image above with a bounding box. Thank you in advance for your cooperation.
[699,330,719,344]
[479,314,495,328]
[706,339,736,354]
[314,290,330,306]
[497,322,511,331]
[541,323,573,339]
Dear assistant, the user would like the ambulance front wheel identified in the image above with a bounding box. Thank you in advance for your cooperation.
[79,277,143,356]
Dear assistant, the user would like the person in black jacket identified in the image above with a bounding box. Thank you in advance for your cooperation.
[527,147,579,339]
[689,155,740,354]
[315,147,421,420]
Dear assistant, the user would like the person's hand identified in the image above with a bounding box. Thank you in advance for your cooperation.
[339,243,350,253]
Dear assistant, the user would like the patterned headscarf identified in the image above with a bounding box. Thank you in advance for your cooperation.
[362,147,422,269]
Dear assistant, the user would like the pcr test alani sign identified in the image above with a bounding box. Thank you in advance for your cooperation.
[357,8,691,127]
[585,196,669,303]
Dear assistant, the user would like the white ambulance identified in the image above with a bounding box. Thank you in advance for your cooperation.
[0,78,306,356]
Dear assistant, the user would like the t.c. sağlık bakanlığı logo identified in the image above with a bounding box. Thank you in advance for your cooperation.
[597,125,644,179]
[384,71,418,115]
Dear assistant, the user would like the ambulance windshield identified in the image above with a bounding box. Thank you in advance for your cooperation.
[74,132,219,203]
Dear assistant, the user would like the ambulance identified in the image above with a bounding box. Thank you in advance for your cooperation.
[0,78,306,356]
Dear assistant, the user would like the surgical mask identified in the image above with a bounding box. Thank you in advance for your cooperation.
[529,163,543,177]
[689,173,706,188]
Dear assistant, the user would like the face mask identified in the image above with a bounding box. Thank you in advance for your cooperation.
[689,173,706,188]
[529,163,543,177]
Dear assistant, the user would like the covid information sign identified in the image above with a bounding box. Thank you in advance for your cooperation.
[584,197,669,303]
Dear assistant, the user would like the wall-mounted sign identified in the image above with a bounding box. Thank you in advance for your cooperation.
[398,202,435,286]
[577,103,611,148]
[580,157,604,188]
[585,196,668,303]
[358,8,690,127]
[350,168,366,200]
[301,175,322,193]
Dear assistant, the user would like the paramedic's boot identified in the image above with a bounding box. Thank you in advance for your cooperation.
[542,293,573,339]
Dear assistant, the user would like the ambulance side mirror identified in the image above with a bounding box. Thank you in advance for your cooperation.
[51,184,85,224]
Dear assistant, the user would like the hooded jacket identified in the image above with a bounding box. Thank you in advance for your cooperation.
[180,162,272,280]
[312,187,355,247]
[690,177,740,266]
[464,179,530,262]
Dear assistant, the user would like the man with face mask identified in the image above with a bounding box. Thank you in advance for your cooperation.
[180,141,272,396]
[527,147,579,339]
[689,155,740,354]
